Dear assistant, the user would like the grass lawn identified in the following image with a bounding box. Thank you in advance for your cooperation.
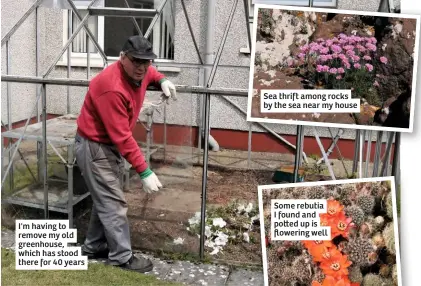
[1,248,181,286]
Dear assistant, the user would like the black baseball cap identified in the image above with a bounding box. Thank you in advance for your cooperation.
[122,35,157,60]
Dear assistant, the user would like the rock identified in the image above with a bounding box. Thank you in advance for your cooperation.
[373,18,416,102]
[373,89,411,128]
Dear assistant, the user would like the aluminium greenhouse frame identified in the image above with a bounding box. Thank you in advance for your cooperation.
[1,0,400,261]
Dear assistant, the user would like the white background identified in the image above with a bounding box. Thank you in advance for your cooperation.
[400,1,421,285]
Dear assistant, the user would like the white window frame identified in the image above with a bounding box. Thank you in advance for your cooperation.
[58,0,176,70]
[241,0,338,54]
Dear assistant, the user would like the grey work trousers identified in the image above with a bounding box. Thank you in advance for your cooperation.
[75,133,132,265]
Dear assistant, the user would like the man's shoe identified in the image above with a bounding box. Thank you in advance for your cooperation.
[81,245,109,259]
[117,255,153,273]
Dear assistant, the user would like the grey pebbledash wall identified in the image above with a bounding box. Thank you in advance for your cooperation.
[1,0,399,142]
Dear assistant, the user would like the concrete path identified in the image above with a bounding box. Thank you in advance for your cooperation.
[2,229,264,286]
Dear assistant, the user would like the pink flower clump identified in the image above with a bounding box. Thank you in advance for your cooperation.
[293,33,385,92]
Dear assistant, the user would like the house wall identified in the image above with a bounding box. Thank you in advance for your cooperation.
[1,0,399,145]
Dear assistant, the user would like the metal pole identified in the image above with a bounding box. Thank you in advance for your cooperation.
[352,130,361,174]
[380,132,394,176]
[242,0,252,52]
[66,0,107,62]
[1,0,43,46]
[199,93,211,260]
[43,13,91,77]
[313,127,336,180]
[293,126,303,183]
[36,5,42,183]
[144,0,169,39]
[247,123,252,168]
[87,33,90,79]
[364,130,372,178]
[391,132,400,177]
[6,40,14,192]
[181,0,204,64]
[68,145,74,227]
[42,83,49,219]
[67,10,72,114]
[359,130,365,178]
[372,131,383,177]
[206,0,239,87]
[123,0,143,36]
[202,0,217,151]
[164,104,167,163]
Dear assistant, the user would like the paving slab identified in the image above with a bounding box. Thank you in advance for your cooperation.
[163,260,230,286]
[226,268,264,286]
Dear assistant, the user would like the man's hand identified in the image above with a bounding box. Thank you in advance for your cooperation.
[139,168,163,193]
[160,79,176,103]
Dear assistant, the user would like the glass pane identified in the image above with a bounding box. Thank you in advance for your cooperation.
[71,10,98,53]
[103,0,174,59]
[252,0,311,6]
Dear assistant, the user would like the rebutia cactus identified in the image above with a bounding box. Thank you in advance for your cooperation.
[345,205,365,226]
[292,187,307,199]
[383,222,396,255]
[307,186,326,199]
[291,254,313,284]
[363,274,383,286]
[392,264,398,285]
[336,184,354,206]
[356,194,375,215]
[364,216,385,234]
[342,237,377,267]
[312,268,325,283]
[385,192,394,219]
[348,266,363,283]
[372,232,386,249]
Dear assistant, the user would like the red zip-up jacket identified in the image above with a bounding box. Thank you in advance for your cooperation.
[76,61,165,173]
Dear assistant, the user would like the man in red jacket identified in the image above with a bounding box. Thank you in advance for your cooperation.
[75,35,176,273]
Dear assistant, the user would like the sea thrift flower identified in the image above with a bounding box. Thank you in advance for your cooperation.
[336,75,342,80]
[337,68,345,74]
[320,47,330,54]
[331,45,342,53]
[380,56,388,64]
[298,53,306,59]
[354,63,361,69]
[352,55,360,62]
[365,63,374,72]
[363,55,372,61]
[332,53,339,59]
[319,55,328,62]
[346,50,355,57]
[316,65,324,72]
[329,68,338,74]
[366,43,377,51]
[374,80,380,87]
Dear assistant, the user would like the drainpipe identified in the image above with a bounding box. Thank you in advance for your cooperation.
[201,0,220,151]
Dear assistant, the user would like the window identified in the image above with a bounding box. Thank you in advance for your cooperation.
[241,0,337,53]
[62,0,175,67]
